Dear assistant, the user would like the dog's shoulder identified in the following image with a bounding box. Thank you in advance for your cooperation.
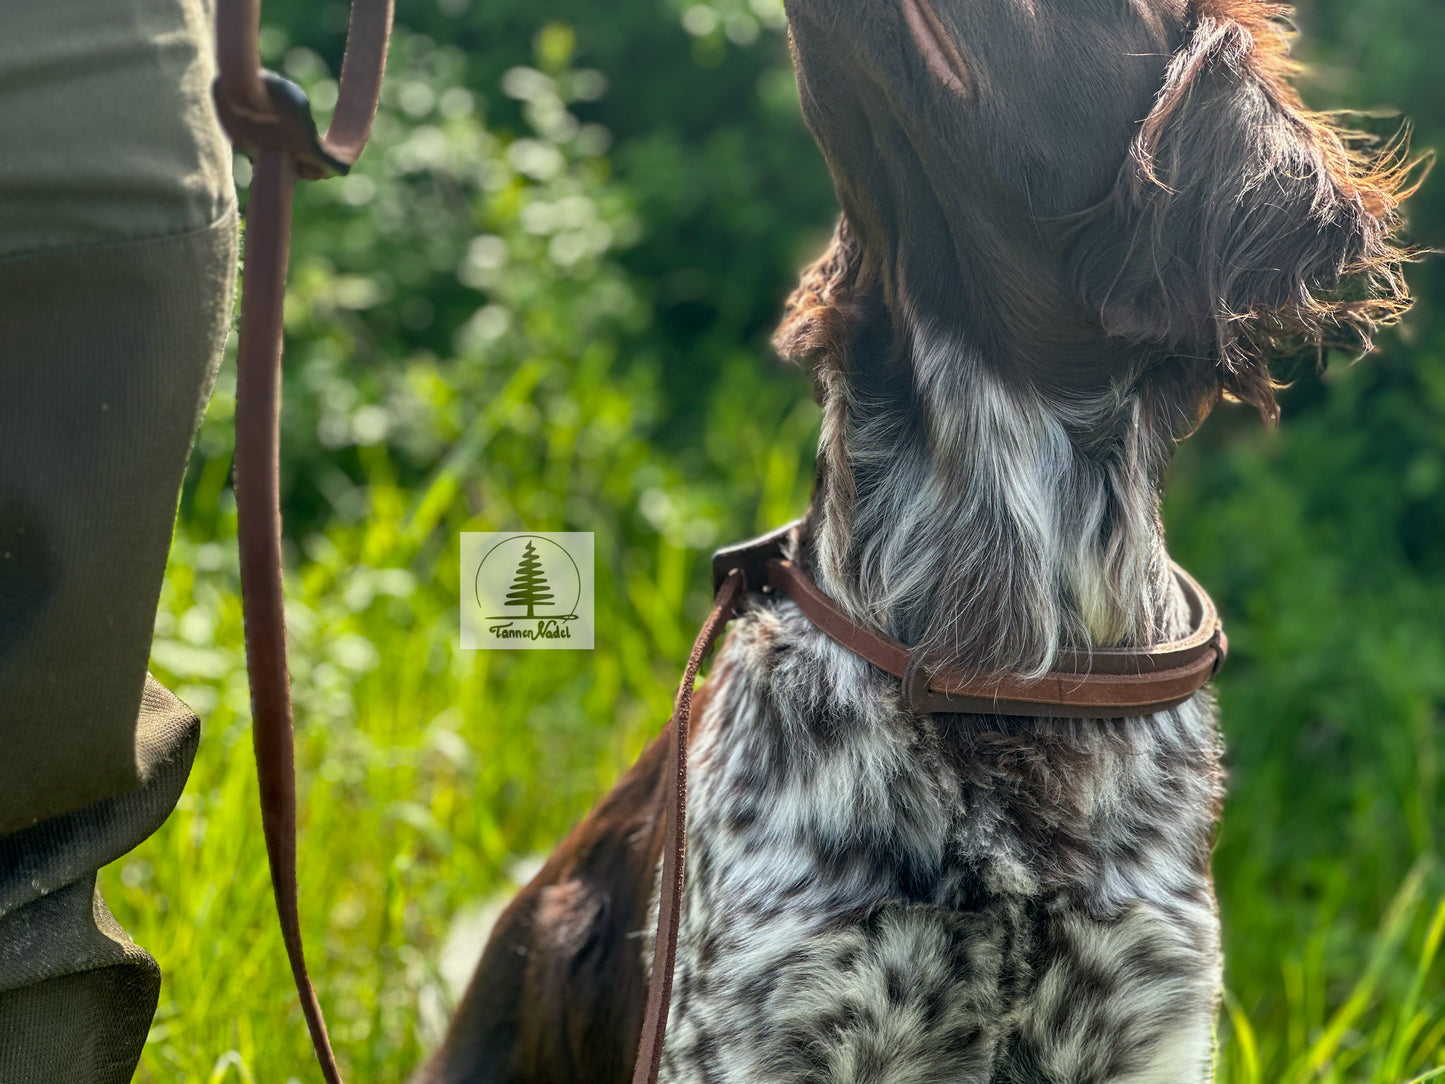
[419,683,721,1083]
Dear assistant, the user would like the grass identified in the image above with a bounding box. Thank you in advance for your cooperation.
[99,386,1445,1081]
[1215,865,1445,1083]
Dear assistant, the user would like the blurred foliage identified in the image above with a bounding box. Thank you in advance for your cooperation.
[103,0,1444,1080]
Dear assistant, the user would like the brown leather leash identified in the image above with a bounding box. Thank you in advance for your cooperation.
[631,519,1226,1080]
[214,1,392,1080]
[632,568,745,1084]
[211,3,1224,1077]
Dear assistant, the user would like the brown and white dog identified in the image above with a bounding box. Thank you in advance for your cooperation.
[418,1,1413,1080]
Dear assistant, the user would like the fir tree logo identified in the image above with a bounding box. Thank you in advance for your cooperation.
[467,532,593,649]
[501,540,555,618]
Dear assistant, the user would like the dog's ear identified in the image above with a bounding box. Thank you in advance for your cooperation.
[774,216,867,369]
[1070,1,1417,422]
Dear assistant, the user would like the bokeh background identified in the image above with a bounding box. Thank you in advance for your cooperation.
[104,0,1445,1079]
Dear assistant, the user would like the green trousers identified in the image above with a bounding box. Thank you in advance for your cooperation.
[0,0,236,1078]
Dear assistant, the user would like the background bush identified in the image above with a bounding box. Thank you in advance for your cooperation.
[104,1,1445,1080]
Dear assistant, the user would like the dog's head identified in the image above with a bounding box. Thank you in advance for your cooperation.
[778,0,1417,423]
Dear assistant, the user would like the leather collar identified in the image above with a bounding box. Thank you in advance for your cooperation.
[712,520,1226,719]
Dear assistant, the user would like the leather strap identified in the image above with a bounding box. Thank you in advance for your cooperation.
[714,521,1227,719]
[215,4,393,1081]
[765,559,1224,717]
[632,569,746,1084]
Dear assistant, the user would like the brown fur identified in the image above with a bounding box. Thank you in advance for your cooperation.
[779,0,1420,425]
[1097,0,1420,420]
[416,684,720,1083]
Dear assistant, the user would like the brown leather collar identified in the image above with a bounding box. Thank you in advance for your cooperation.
[712,520,1227,719]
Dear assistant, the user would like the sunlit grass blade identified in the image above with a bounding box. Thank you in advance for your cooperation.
[207,1050,256,1084]
[1224,988,1263,1084]
[1286,862,1428,1083]
[1382,898,1445,1081]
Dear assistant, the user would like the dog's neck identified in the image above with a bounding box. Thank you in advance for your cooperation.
[805,322,1184,679]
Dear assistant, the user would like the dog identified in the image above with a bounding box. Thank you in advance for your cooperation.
[418,1,1413,1080]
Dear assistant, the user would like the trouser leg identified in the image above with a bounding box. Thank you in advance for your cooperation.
[0,677,206,1081]
[0,0,236,1076]
[0,876,162,1083]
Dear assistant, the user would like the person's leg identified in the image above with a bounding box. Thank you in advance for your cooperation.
[0,0,236,1077]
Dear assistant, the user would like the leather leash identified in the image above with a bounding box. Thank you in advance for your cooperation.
[632,568,745,1084]
[633,521,1226,1079]
[214,2,392,1080]
[210,2,1223,1076]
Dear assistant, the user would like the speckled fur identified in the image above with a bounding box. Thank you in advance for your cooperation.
[661,633,1222,1084]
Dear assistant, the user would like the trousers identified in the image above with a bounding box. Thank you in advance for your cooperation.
[0,0,236,1078]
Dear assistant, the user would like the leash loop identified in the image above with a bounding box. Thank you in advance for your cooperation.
[215,0,393,177]
[214,2,393,1080]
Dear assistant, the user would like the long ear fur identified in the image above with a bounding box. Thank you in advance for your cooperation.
[773,217,872,557]
[1071,0,1419,422]
[773,216,866,370]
